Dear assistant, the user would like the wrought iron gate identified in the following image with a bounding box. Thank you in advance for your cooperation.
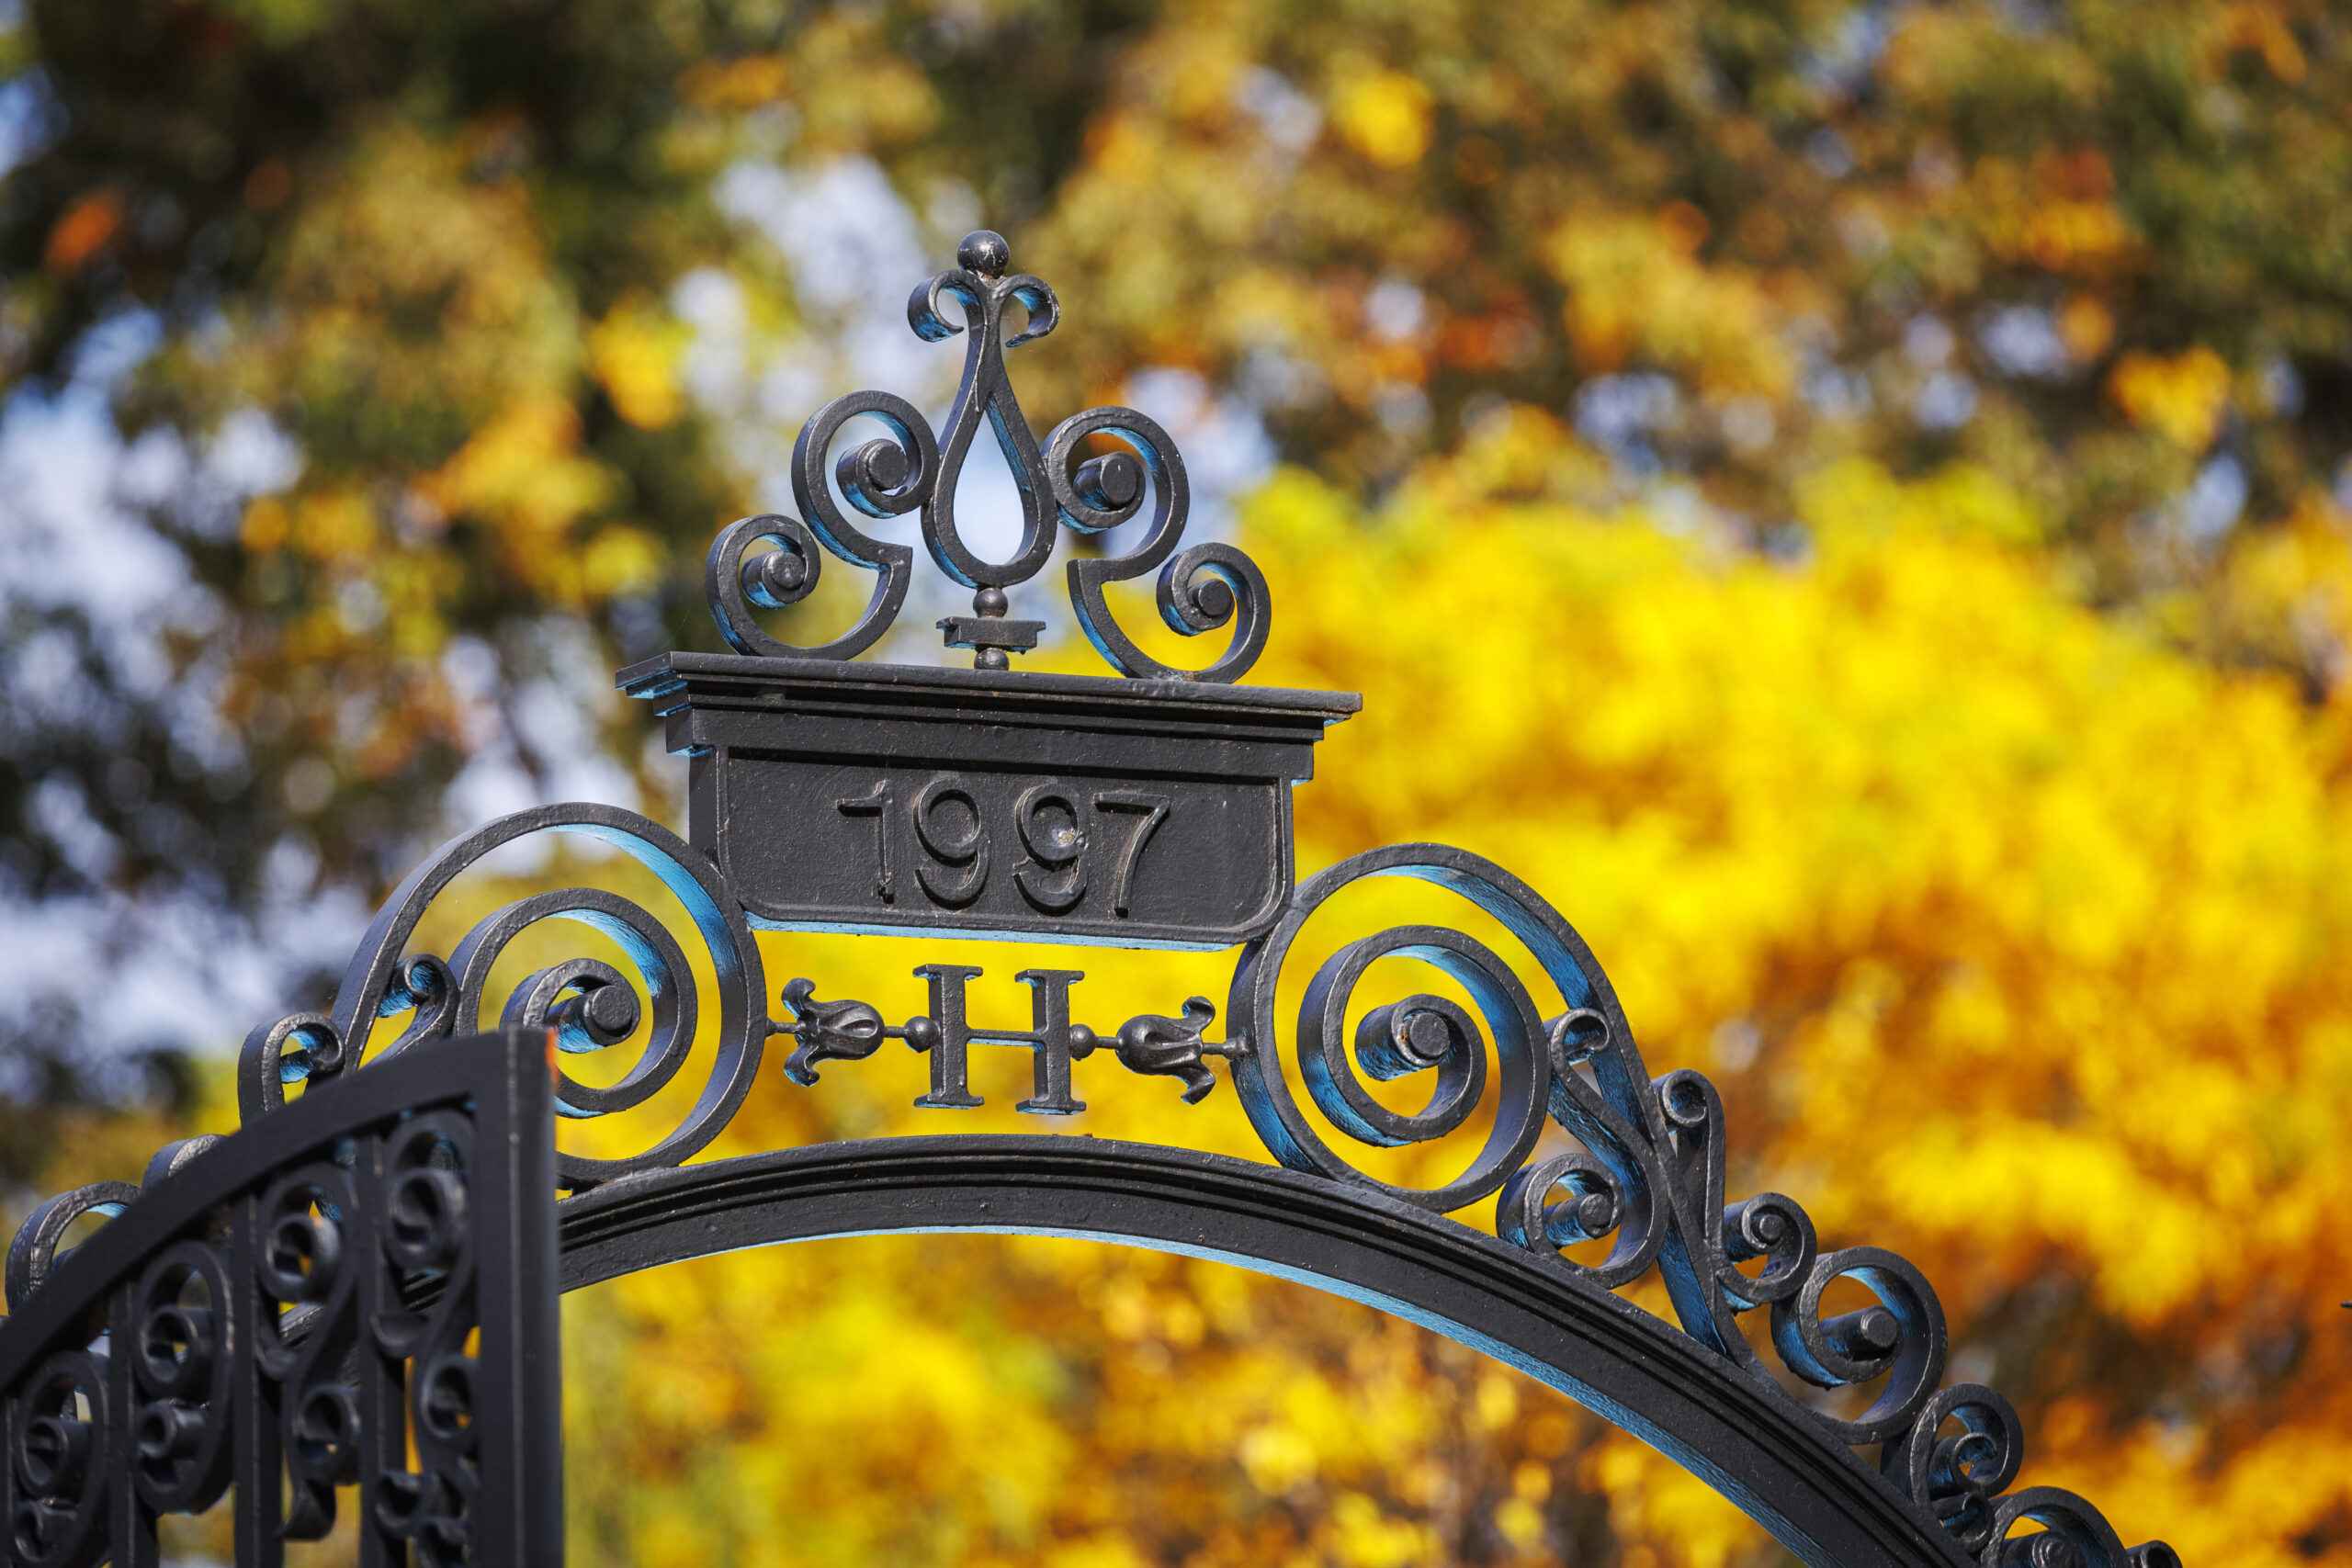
[0,232,2180,1568]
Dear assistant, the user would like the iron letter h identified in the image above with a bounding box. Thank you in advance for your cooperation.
[907,964,1093,1112]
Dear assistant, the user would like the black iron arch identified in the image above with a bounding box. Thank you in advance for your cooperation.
[557,1134,1961,1568]
[0,229,2186,1568]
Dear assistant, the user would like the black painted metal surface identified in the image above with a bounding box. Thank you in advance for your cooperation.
[619,652,1357,947]
[0,229,2187,1568]
[702,230,1269,682]
[0,1032,559,1568]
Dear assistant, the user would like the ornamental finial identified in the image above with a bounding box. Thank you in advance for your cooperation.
[956,228,1011,278]
[704,230,1269,681]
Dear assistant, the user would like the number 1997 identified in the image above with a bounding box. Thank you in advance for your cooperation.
[835,778,1170,917]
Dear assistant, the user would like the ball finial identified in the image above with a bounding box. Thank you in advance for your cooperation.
[957,230,1011,279]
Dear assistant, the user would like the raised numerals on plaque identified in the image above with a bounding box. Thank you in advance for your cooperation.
[721,760,1255,944]
[827,777,1168,919]
[632,656,1360,950]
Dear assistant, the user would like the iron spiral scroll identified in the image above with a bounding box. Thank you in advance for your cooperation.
[234,802,765,1188]
[704,230,1269,681]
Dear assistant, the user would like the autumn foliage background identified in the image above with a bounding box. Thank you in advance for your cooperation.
[3,1,2351,1564]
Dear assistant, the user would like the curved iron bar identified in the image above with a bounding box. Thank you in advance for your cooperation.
[554,1135,1975,1568]
[236,802,766,1187]
[17,819,2174,1565]
[703,231,1270,681]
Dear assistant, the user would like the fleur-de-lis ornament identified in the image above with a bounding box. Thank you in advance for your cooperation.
[707,231,1270,681]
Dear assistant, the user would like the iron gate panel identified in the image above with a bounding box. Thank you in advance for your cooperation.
[0,228,2186,1568]
[0,1031,559,1568]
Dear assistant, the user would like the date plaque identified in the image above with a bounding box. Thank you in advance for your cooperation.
[621,653,1359,949]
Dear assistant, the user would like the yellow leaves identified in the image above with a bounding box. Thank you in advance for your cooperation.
[290,489,379,561]
[587,298,688,430]
[1238,1423,1318,1495]
[2019,199,2136,276]
[2212,491,2352,682]
[2109,345,2233,451]
[2209,2,2308,85]
[373,550,464,660]
[1474,1371,1519,1431]
[401,394,657,606]
[242,485,383,566]
[1383,401,1609,512]
[1324,1492,1434,1568]
[678,52,792,110]
[1878,1122,2213,1325]
[1039,1535,1151,1568]
[1493,1463,1552,1555]
[1582,1437,1757,1568]
[1879,5,2106,110]
[1159,28,1248,127]
[238,495,289,553]
[1545,209,1794,398]
[1330,69,1433,169]
[88,4,2352,1558]
[245,120,579,460]
[580,525,661,599]
[1085,113,1161,187]
[1252,452,2351,1318]
[1491,1495,1544,1555]
[540,447,2352,1568]
[1799,455,2048,558]
[786,12,940,152]
[418,396,618,596]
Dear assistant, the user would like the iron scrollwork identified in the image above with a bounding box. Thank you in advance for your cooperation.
[171,801,2171,1566]
[235,801,765,1189]
[0,1033,559,1567]
[706,231,1269,682]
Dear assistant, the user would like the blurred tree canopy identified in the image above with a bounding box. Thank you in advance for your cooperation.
[7,0,2352,944]
[3,0,2350,1563]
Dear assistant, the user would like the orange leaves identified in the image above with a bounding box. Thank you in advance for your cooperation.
[1435,307,1541,373]
[2057,292,2116,364]
[243,158,293,211]
[43,188,123,275]
[1971,148,2139,278]
[47,1,2352,1557]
